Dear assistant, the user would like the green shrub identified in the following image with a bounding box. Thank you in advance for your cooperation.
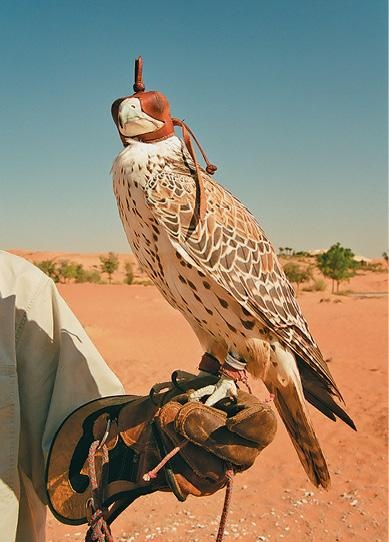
[34,259,60,282]
[57,260,78,283]
[85,269,102,283]
[74,265,101,283]
[357,262,384,273]
[74,264,86,283]
[312,278,326,291]
[124,261,134,285]
[303,278,327,292]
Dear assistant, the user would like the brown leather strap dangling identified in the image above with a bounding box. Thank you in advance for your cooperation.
[172,118,217,222]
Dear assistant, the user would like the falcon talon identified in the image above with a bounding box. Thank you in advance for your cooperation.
[227,388,238,400]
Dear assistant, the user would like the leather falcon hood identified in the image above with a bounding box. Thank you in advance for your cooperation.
[111,57,174,144]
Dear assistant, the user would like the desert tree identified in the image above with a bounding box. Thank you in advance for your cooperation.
[283,262,311,293]
[316,242,357,294]
[99,252,119,283]
[383,251,388,263]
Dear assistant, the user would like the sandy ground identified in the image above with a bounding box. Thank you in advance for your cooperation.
[10,251,388,541]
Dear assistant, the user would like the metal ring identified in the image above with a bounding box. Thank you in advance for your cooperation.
[85,497,95,513]
[171,370,186,391]
[97,418,111,450]
[149,382,173,405]
[149,386,159,405]
[171,370,198,391]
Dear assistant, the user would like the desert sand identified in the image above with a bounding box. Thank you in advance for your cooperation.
[10,250,389,541]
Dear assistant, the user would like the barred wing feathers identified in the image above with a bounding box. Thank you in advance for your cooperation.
[145,168,355,435]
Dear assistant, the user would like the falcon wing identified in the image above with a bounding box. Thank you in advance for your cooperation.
[145,168,339,397]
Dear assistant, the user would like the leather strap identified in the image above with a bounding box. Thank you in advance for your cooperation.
[172,118,217,222]
[198,352,221,375]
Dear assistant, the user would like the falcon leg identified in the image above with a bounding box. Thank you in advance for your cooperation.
[189,352,250,406]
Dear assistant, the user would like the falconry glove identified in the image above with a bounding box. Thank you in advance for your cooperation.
[46,372,277,541]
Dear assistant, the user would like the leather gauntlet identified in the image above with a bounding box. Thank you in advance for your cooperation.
[46,373,277,527]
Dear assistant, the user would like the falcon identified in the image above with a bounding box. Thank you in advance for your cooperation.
[111,57,355,489]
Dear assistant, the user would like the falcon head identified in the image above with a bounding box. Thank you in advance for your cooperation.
[114,97,164,137]
[111,57,174,146]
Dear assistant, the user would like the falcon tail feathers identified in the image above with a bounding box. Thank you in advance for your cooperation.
[297,357,356,431]
[303,388,356,430]
[273,386,331,489]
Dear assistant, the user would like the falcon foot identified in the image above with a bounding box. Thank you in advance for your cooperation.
[190,352,251,406]
[189,375,238,407]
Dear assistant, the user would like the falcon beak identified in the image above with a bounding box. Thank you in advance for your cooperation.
[116,98,164,137]
[118,101,142,130]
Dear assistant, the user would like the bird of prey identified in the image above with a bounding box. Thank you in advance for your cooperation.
[111,58,355,489]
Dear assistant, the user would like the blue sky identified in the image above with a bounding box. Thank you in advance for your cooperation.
[1,0,387,257]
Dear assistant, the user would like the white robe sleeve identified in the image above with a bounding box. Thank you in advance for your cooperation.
[0,251,125,542]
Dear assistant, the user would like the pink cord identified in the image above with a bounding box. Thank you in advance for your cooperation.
[216,469,234,542]
[143,441,187,482]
